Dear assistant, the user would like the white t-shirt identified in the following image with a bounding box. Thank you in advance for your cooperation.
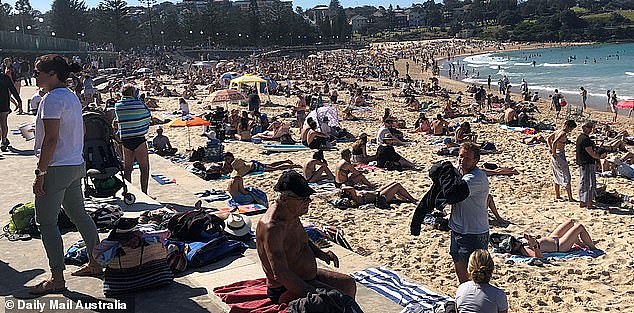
[449,167,490,234]
[179,100,190,115]
[376,125,391,144]
[30,91,42,111]
[456,281,508,313]
[35,88,84,166]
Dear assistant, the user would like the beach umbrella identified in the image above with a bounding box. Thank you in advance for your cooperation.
[306,106,340,130]
[616,99,634,109]
[207,89,246,103]
[165,116,211,149]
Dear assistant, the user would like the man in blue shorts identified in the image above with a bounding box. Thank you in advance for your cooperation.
[450,142,490,284]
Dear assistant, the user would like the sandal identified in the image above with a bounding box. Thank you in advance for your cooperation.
[71,264,103,277]
[29,280,67,295]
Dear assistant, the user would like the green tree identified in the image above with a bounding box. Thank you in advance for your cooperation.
[14,0,35,34]
[0,3,12,31]
[92,0,131,48]
[50,0,88,39]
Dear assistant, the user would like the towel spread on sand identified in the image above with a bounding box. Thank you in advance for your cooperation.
[505,247,605,263]
[352,267,452,313]
[151,174,175,185]
[355,164,382,171]
[309,181,338,194]
[213,278,288,313]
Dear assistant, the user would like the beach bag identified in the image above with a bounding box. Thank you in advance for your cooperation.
[64,240,88,265]
[560,100,567,107]
[4,202,39,238]
[186,233,248,268]
[87,203,123,230]
[167,209,225,242]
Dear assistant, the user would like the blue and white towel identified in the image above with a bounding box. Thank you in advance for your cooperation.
[505,247,605,263]
[352,266,453,313]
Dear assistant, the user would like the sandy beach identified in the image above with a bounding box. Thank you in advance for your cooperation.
[137,40,634,312]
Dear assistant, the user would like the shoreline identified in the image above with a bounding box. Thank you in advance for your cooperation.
[428,42,631,118]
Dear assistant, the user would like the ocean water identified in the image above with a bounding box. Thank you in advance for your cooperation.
[443,43,634,111]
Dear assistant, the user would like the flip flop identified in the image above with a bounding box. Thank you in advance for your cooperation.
[29,280,67,296]
[71,264,103,277]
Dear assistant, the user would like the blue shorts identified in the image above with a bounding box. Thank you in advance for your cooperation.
[450,231,489,263]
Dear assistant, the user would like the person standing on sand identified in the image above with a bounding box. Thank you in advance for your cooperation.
[450,142,490,284]
[0,72,21,152]
[552,89,563,119]
[610,90,618,123]
[579,87,587,112]
[576,122,606,209]
[30,54,102,295]
[547,120,577,202]
[487,75,491,90]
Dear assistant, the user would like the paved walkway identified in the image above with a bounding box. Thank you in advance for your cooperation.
[0,86,405,312]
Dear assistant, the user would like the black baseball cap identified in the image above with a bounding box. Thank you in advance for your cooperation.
[274,170,315,197]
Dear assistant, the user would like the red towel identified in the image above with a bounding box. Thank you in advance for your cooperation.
[213,278,288,313]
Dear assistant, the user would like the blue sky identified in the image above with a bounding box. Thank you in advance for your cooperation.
[11,0,426,13]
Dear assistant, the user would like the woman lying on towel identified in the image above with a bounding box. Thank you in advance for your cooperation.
[503,220,597,258]
[482,163,519,176]
[252,119,291,141]
[339,182,417,206]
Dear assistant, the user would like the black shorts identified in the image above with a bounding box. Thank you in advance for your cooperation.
[121,137,146,151]
[267,285,287,304]
[0,101,10,113]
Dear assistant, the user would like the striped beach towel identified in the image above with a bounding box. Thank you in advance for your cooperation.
[352,267,452,313]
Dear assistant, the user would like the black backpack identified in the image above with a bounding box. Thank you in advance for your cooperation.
[167,209,224,241]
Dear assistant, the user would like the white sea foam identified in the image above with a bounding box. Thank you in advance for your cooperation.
[514,62,533,66]
[626,72,634,76]
[542,63,573,67]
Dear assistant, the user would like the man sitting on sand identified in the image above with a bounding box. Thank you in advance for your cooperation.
[304,150,335,183]
[351,132,376,164]
[504,104,518,126]
[431,114,449,136]
[301,118,331,149]
[256,171,357,304]
[455,122,477,144]
[450,142,490,284]
[152,127,178,156]
[335,149,374,188]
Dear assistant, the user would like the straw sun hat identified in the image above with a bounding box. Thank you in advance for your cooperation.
[223,213,252,237]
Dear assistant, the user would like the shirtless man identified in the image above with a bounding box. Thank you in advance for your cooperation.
[305,119,330,149]
[335,149,374,188]
[295,94,307,128]
[547,120,577,201]
[304,150,335,183]
[504,104,518,126]
[431,114,449,136]
[256,171,356,304]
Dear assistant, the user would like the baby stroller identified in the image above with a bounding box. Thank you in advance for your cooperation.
[82,109,136,205]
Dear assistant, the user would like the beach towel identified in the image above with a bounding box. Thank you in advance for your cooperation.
[308,181,338,194]
[504,247,605,264]
[217,171,265,180]
[213,278,288,313]
[355,164,382,171]
[215,204,268,215]
[197,189,230,202]
[498,124,535,134]
[262,144,310,152]
[151,174,175,185]
[352,267,452,313]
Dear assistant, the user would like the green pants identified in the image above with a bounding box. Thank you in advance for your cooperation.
[35,163,99,273]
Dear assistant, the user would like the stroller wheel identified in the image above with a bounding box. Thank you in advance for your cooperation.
[123,193,136,205]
